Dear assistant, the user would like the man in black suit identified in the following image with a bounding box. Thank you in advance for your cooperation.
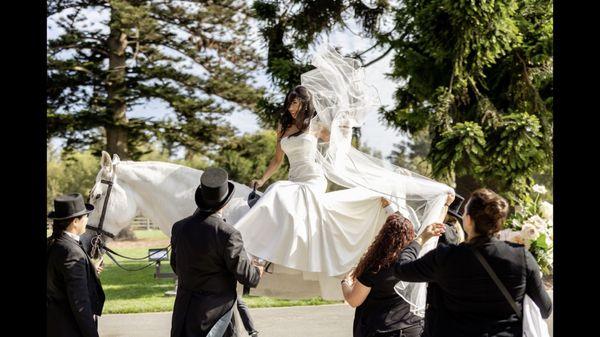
[170,168,263,337]
[47,193,105,337]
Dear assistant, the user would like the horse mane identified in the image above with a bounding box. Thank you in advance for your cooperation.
[120,160,202,173]
[115,161,204,184]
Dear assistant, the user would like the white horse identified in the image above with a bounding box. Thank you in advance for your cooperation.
[84,151,338,300]
[85,151,254,238]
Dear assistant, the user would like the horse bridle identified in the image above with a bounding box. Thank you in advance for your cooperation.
[85,169,172,271]
[87,175,116,259]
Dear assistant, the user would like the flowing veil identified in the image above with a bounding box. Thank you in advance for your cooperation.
[301,45,454,316]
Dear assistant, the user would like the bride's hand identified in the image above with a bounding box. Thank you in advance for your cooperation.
[250,179,264,189]
[346,267,356,280]
[380,197,391,208]
[446,193,455,206]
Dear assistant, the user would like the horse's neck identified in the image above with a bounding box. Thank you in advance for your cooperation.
[117,162,200,234]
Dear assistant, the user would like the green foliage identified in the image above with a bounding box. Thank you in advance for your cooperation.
[47,146,100,209]
[379,0,552,199]
[48,0,265,159]
[388,131,432,177]
[485,112,546,201]
[430,121,486,181]
[210,130,289,189]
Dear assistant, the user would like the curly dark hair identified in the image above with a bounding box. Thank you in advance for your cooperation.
[353,212,416,281]
[279,85,317,138]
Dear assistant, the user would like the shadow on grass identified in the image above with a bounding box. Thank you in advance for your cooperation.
[100,257,342,313]
[101,262,176,300]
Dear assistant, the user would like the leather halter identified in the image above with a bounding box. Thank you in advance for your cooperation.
[87,174,116,259]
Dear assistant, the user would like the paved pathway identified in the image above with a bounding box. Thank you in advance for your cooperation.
[99,304,354,337]
[99,294,553,337]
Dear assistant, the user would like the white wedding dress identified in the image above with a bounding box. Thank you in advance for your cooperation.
[234,132,388,278]
[230,45,454,309]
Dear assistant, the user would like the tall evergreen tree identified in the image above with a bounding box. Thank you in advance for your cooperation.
[380,0,553,201]
[48,0,265,159]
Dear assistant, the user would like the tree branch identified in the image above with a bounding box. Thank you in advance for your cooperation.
[363,46,393,67]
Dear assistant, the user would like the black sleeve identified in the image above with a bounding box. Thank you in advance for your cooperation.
[524,249,552,318]
[357,269,375,287]
[393,241,443,283]
[61,251,99,337]
[223,230,261,288]
[170,223,178,275]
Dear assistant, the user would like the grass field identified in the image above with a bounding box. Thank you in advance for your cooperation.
[50,229,341,314]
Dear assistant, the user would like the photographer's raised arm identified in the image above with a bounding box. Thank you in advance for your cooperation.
[439,193,455,223]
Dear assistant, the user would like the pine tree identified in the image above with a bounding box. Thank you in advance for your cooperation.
[48,0,265,159]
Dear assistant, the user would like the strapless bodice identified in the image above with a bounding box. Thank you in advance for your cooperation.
[280,133,325,184]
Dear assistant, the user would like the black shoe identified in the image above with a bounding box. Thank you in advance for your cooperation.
[249,331,259,337]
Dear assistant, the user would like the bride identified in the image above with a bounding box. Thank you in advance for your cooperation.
[236,84,389,277]
[232,46,454,308]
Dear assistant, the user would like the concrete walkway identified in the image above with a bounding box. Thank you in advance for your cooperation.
[99,304,354,337]
[99,296,553,337]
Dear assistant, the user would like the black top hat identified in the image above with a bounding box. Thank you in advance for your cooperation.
[447,194,465,219]
[195,168,236,213]
[48,193,95,220]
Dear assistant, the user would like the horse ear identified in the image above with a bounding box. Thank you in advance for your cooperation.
[101,151,112,168]
[112,154,121,166]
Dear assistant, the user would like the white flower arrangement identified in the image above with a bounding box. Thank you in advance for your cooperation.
[532,184,548,194]
[539,201,553,221]
[495,183,553,275]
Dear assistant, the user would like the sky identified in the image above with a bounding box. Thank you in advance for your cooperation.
[48,3,409,159]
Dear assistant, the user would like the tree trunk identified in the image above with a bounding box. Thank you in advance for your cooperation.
[185,148,195,161]
[454,174,481,200]
[105,16,129,159]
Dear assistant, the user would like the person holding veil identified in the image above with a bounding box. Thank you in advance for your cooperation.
[339,195,453,337]
[233,46,454,308]
[393,188,552,337]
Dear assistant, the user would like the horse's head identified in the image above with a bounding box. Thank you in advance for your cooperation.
[82,151,139,250]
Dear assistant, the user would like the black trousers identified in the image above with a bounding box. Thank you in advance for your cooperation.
[237,296,256,334]
[370,321,424,337]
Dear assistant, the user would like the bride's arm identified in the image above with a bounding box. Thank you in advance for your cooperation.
[318,127,330,142]
[251,127,285,188]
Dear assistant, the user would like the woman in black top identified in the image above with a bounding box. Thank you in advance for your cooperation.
[341,197,450,337]
[394,188,553,337]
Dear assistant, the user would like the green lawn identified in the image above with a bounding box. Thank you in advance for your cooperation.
[93,230,340,314]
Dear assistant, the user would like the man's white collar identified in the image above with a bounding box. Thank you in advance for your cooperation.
[64,231,81,242]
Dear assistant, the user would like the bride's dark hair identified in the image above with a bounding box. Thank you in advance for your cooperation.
[353,212,415,281]
[279,85,316,138]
